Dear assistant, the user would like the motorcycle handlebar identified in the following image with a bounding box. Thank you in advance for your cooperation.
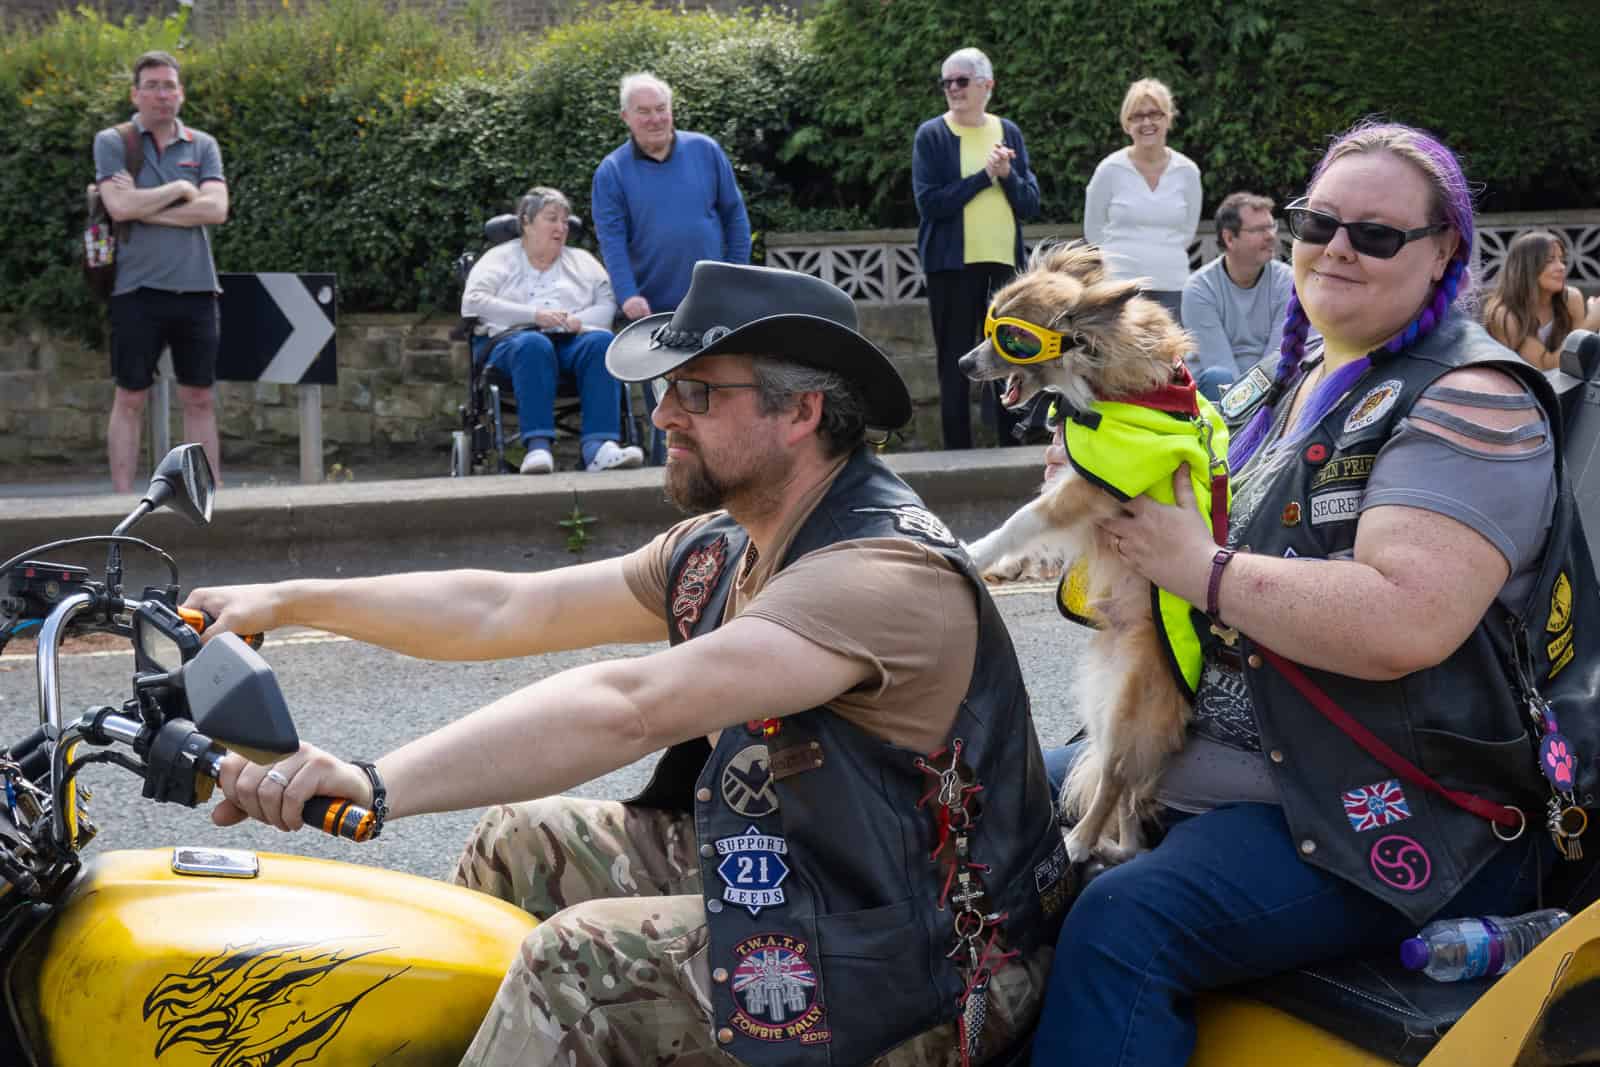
[178,721,378,843]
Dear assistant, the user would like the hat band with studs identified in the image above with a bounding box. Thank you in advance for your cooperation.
[649,323,734,350]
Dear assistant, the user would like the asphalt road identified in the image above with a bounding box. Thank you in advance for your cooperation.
[0,576,1087,885]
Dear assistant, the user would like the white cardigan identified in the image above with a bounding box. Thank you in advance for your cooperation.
[1083,147,1203,291]
[461,240,617,337]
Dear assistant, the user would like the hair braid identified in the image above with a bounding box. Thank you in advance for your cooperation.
[1227,291,1310,468]
[1382,257,1464,355]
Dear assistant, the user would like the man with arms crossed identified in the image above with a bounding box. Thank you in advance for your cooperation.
[191,263,1065,1066]
[94,50,228,492]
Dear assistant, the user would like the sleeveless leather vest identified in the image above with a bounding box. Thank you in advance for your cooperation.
[1214,316,1574,923]
[629,447,1066,1065]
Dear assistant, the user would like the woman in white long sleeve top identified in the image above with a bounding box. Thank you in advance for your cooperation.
[1083,78,1203,323]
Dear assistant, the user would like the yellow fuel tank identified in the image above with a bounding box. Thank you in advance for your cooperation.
[8,847,535,1066]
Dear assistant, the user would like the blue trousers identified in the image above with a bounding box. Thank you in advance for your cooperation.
[474,330,620,450]
[1035,743,1551,1065]
[1193,365,1235,404]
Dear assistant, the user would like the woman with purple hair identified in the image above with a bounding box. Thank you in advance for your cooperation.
[1033,121,1586,1062]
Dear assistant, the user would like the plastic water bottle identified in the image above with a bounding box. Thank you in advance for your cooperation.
[1399,909,1571,981]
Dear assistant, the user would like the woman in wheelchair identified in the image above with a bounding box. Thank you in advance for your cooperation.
[462,186,644,474]
[1034,121,1589,1064]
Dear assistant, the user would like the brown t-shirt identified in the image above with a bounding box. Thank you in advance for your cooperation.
[621,463,978,754]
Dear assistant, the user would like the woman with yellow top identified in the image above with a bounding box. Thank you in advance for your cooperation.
[913,46,1040,449]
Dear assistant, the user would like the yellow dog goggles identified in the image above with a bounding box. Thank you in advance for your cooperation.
[983,309,1071,365]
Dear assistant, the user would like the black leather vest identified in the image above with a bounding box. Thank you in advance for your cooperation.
[629,447,1066,1065]
[1215,317,1569,923]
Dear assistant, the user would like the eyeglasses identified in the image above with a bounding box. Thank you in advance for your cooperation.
[649,376,759,414]
[984,309,1072,365]
[1284,198,1450,260]
[1128,109,1166,123]
[1239,222,1280,237]
[937,75,973,92]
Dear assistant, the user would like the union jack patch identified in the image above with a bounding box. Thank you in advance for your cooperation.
[1342,779,1411,832]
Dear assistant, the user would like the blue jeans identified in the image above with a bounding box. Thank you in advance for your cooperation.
[1194,365,1235,404]
[1035,743,1551,1065]
[473,330,620,450]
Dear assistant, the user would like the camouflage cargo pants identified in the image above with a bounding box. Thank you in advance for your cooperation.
[453,796,1049,1067]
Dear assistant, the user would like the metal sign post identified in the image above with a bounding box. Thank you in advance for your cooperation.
[216,273,338,483]
[147,346,173,467]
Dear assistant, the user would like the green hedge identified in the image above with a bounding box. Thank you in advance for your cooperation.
[796,0,1600,225]
[2,0,1597,342]
[0,1,849,340]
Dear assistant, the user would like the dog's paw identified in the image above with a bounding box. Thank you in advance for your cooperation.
[963,536,1026,582]
[1063,825,1099,866]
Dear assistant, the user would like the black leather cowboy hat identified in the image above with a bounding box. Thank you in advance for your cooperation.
[606,262,912,431]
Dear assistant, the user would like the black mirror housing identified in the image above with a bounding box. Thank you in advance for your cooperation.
[183,633,299,764]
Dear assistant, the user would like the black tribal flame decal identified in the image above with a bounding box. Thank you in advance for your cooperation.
[142,938,407,1065]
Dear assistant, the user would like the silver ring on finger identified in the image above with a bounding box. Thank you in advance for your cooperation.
[264,768,291,789]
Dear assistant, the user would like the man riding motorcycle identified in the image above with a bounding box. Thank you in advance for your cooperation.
[187,263,1068,1066]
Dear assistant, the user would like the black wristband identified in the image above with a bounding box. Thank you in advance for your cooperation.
[351,760,388,840]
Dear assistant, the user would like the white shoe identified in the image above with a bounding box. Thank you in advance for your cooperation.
[519,448,554,475]
[586,440,644,472]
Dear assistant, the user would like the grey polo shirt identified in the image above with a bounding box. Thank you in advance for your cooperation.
[1180,255,1293,377]
[93,115,225,296]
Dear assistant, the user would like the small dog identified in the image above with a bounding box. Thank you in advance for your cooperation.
[959,243,1204,864]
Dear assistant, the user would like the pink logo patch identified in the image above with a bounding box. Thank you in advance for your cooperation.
[1370,835,1430,892]
[1542,735,1576,790]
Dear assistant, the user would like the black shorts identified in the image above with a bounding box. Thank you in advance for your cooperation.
[109,288,220,390]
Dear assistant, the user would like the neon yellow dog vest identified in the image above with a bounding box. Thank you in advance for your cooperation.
[1054,379,1231,696]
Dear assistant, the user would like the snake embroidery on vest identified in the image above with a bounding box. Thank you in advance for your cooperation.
[673,534,729,640]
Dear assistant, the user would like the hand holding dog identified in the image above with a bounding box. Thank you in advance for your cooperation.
[1095,464,1216,608]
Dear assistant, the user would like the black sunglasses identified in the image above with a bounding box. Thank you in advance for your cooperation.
[649,376,759,415]
[937,75,973,92]
[1284,198,1449,260]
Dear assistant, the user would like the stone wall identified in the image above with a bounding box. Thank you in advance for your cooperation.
[0,306,948,478]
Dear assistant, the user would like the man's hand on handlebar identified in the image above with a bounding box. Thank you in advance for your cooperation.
[184,583,285,642]
[214,742,372,833]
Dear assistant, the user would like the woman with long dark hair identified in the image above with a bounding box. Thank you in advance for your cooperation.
[1483,230,1600,371]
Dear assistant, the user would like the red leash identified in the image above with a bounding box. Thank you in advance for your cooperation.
[1256,647,1522,829]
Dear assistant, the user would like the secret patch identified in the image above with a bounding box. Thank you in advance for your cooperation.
[1219,364,1272,420]
[1342,380,1404,434]
[852,505,958,547]
[1343,779,1412,831]
[723,745,779,817]
[1309,489,1361,526]
[728,934,830,1044]
[716,826,791,915]
[673,535,729,640]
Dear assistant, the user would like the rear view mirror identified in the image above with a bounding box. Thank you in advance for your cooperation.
[183,633,299,764]
[147,444,215,527]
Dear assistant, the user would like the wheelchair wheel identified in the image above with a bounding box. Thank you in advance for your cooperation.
[449,430,471,477]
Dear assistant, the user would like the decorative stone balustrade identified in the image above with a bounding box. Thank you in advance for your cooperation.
[766,212,1600,306]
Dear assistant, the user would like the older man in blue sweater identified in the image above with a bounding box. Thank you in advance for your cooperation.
[591,73,751,324]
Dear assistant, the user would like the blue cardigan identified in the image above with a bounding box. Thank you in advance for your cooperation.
[912,115,1040,274]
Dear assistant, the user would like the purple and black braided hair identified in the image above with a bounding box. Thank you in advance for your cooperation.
[1228,122,1475,469]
